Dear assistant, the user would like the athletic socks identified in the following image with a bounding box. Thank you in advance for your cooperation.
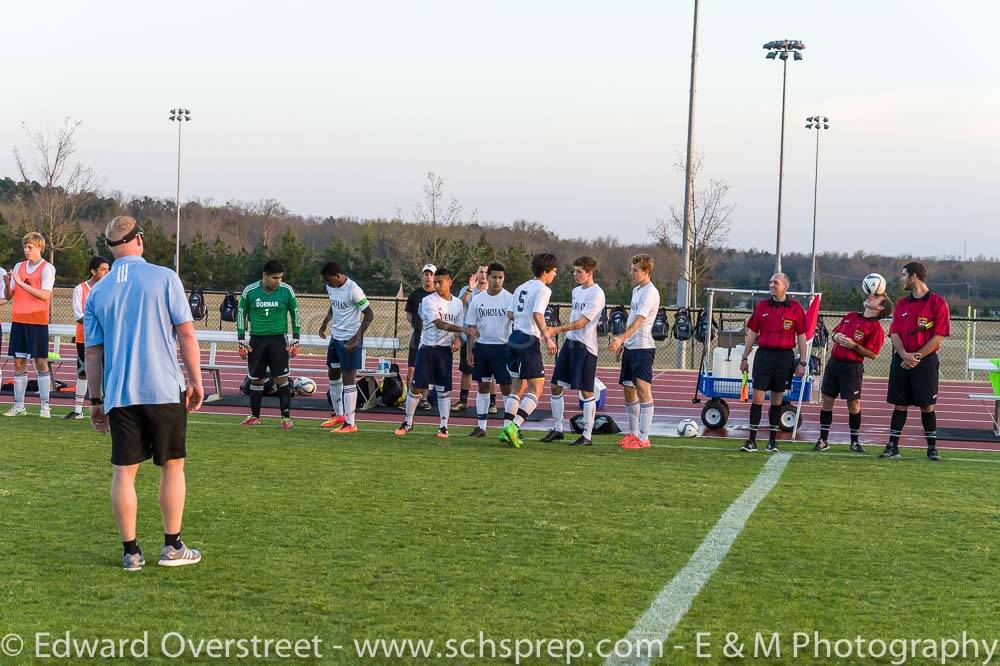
[490,393,497,408]
[328,378,344,416]
[123,539,141,556]
[513,393,538,427]
[625,400,641,437]
[74,377,87,413]
[550,393,565,432]
[889,409,907,446]
[748,403,762,443]
[13,372,28,409]
[459,389,469,404]
[37,372,51,407]
[767,405,781,442]
[503,394,521,428]
[404,390,421,427]
[921,410,937,449]
[476,393,490,430]
[819,409,833,442]
[343,384,358,426]
[849,411,862,444]
[277,381,292,418]
[164,533,182,550]
[437,390,451,428]
[581,396,597,439]
[639,402,654,442]
[249,382,264,417]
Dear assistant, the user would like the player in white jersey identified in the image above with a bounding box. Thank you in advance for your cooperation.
[453,265,488,412]
[609,254,660,449]
[66,256,111,419]
[465,262,513,437]
[541,256,606,446]
[318,261,374,434]
[499,252,559,448]
[395,268,479,439]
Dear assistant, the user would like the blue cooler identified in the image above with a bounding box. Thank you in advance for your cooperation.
[580,377,607,409]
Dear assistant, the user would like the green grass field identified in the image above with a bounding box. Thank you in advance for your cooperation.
[2,410,999,664]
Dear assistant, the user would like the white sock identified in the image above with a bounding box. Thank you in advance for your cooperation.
[476,392,490,430]
[639,402,655,442]
[513,393,538,427]
[37,372,51,406]
[504,394,521,428]
[328,379,344,416]
[342,384,357,426]
[404,391,420,427]
[550,393,565,432]
[582,396,597,439]
[437,390,451,428]
[74,378,87,413]
[14,373,28,408]
[625,400,640,437]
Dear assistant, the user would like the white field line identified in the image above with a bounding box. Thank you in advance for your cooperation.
[604,453,791,666]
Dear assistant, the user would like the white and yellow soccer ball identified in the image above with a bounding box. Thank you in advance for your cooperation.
[862,272,887,296]
[676,418,700,437]
[293,376,317,396]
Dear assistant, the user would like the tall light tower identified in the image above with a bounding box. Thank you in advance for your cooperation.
[169,108,191,273]
[763,39,805,273]
[805,115,829,294]
[676,0,700,369]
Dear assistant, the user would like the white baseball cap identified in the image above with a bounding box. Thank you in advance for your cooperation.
[421,263,437,274]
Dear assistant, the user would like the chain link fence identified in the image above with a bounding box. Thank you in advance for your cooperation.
[47,288,999,380]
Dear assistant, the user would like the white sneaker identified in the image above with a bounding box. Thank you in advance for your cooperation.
[3,405,27,417]
[39,405,51,419]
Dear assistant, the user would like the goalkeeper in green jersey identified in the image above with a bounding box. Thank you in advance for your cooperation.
[236,260,302,428]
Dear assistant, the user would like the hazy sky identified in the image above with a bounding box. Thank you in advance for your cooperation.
[2,1,998,257]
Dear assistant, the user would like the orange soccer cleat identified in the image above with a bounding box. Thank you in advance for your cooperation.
[321,415,346,428]
[331,423,359,434]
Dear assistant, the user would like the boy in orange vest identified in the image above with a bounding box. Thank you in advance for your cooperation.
[3,233,57,418]
[66,256,110,418]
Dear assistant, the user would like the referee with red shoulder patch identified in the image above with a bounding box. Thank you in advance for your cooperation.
[882,261,950,461]
[814,292,891,453]
[739,272,808,453]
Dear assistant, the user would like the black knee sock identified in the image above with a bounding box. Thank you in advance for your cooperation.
[921,411,937,449]
[250,385,264,417]
[849,411,862,443]
[490,393,497,407]
[748,403,762,443]
[889,409,907,446]
[123,539,141,556]
[277,382,292,418]
[459,389,469,403]
[819,409,833,442]
[768,405,781,442]
[164,532,182,549]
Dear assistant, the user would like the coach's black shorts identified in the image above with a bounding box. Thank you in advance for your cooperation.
[473,342,511,385]
[458,340,474,375]
[407,331,420,367]
[7,322,49,359]
[412,346,454,391]
[552,340,598,392]
[620,347,655,386]
[887,352,940,407]
[109,401,187,466]
[821,357,863,400]
[752,347,795,393]
[247,335,289,380]
[507,331,544,381]
[76,342,87,379]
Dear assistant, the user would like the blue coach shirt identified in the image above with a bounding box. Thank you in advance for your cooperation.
[84,255,192,410]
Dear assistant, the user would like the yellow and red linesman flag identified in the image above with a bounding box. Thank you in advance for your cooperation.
[804,293,822,341]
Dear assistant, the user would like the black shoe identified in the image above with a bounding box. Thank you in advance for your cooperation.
[813,439,830,452]
[766,441,780,453]
[62,410,86,420]
[879,444,901,459]
[927,447,941,461]
[849,442,866,454]
[540,429,565,443]
[739,441,758,453]
[418,400,433,411]
[568,436,592,446]
[468,427,487,438]
[451,401,467,412]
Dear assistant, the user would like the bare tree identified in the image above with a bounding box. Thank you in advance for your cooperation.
[397,172,478,266]
[13,118,98,262]
[649,153,733,307]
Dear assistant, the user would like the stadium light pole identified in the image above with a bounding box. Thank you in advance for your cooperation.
[763,39,805,273]
[676,0,700,370]
[805,115,829,294]
[169,108,191,273]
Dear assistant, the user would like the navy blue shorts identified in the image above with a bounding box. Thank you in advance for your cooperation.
[327,338,364,371]
[7,322,49,359]
[473,342,511,385]
[506,331,544,381]
[619,347,655,386]
[552,340,598,392]
[412,346,454,391]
